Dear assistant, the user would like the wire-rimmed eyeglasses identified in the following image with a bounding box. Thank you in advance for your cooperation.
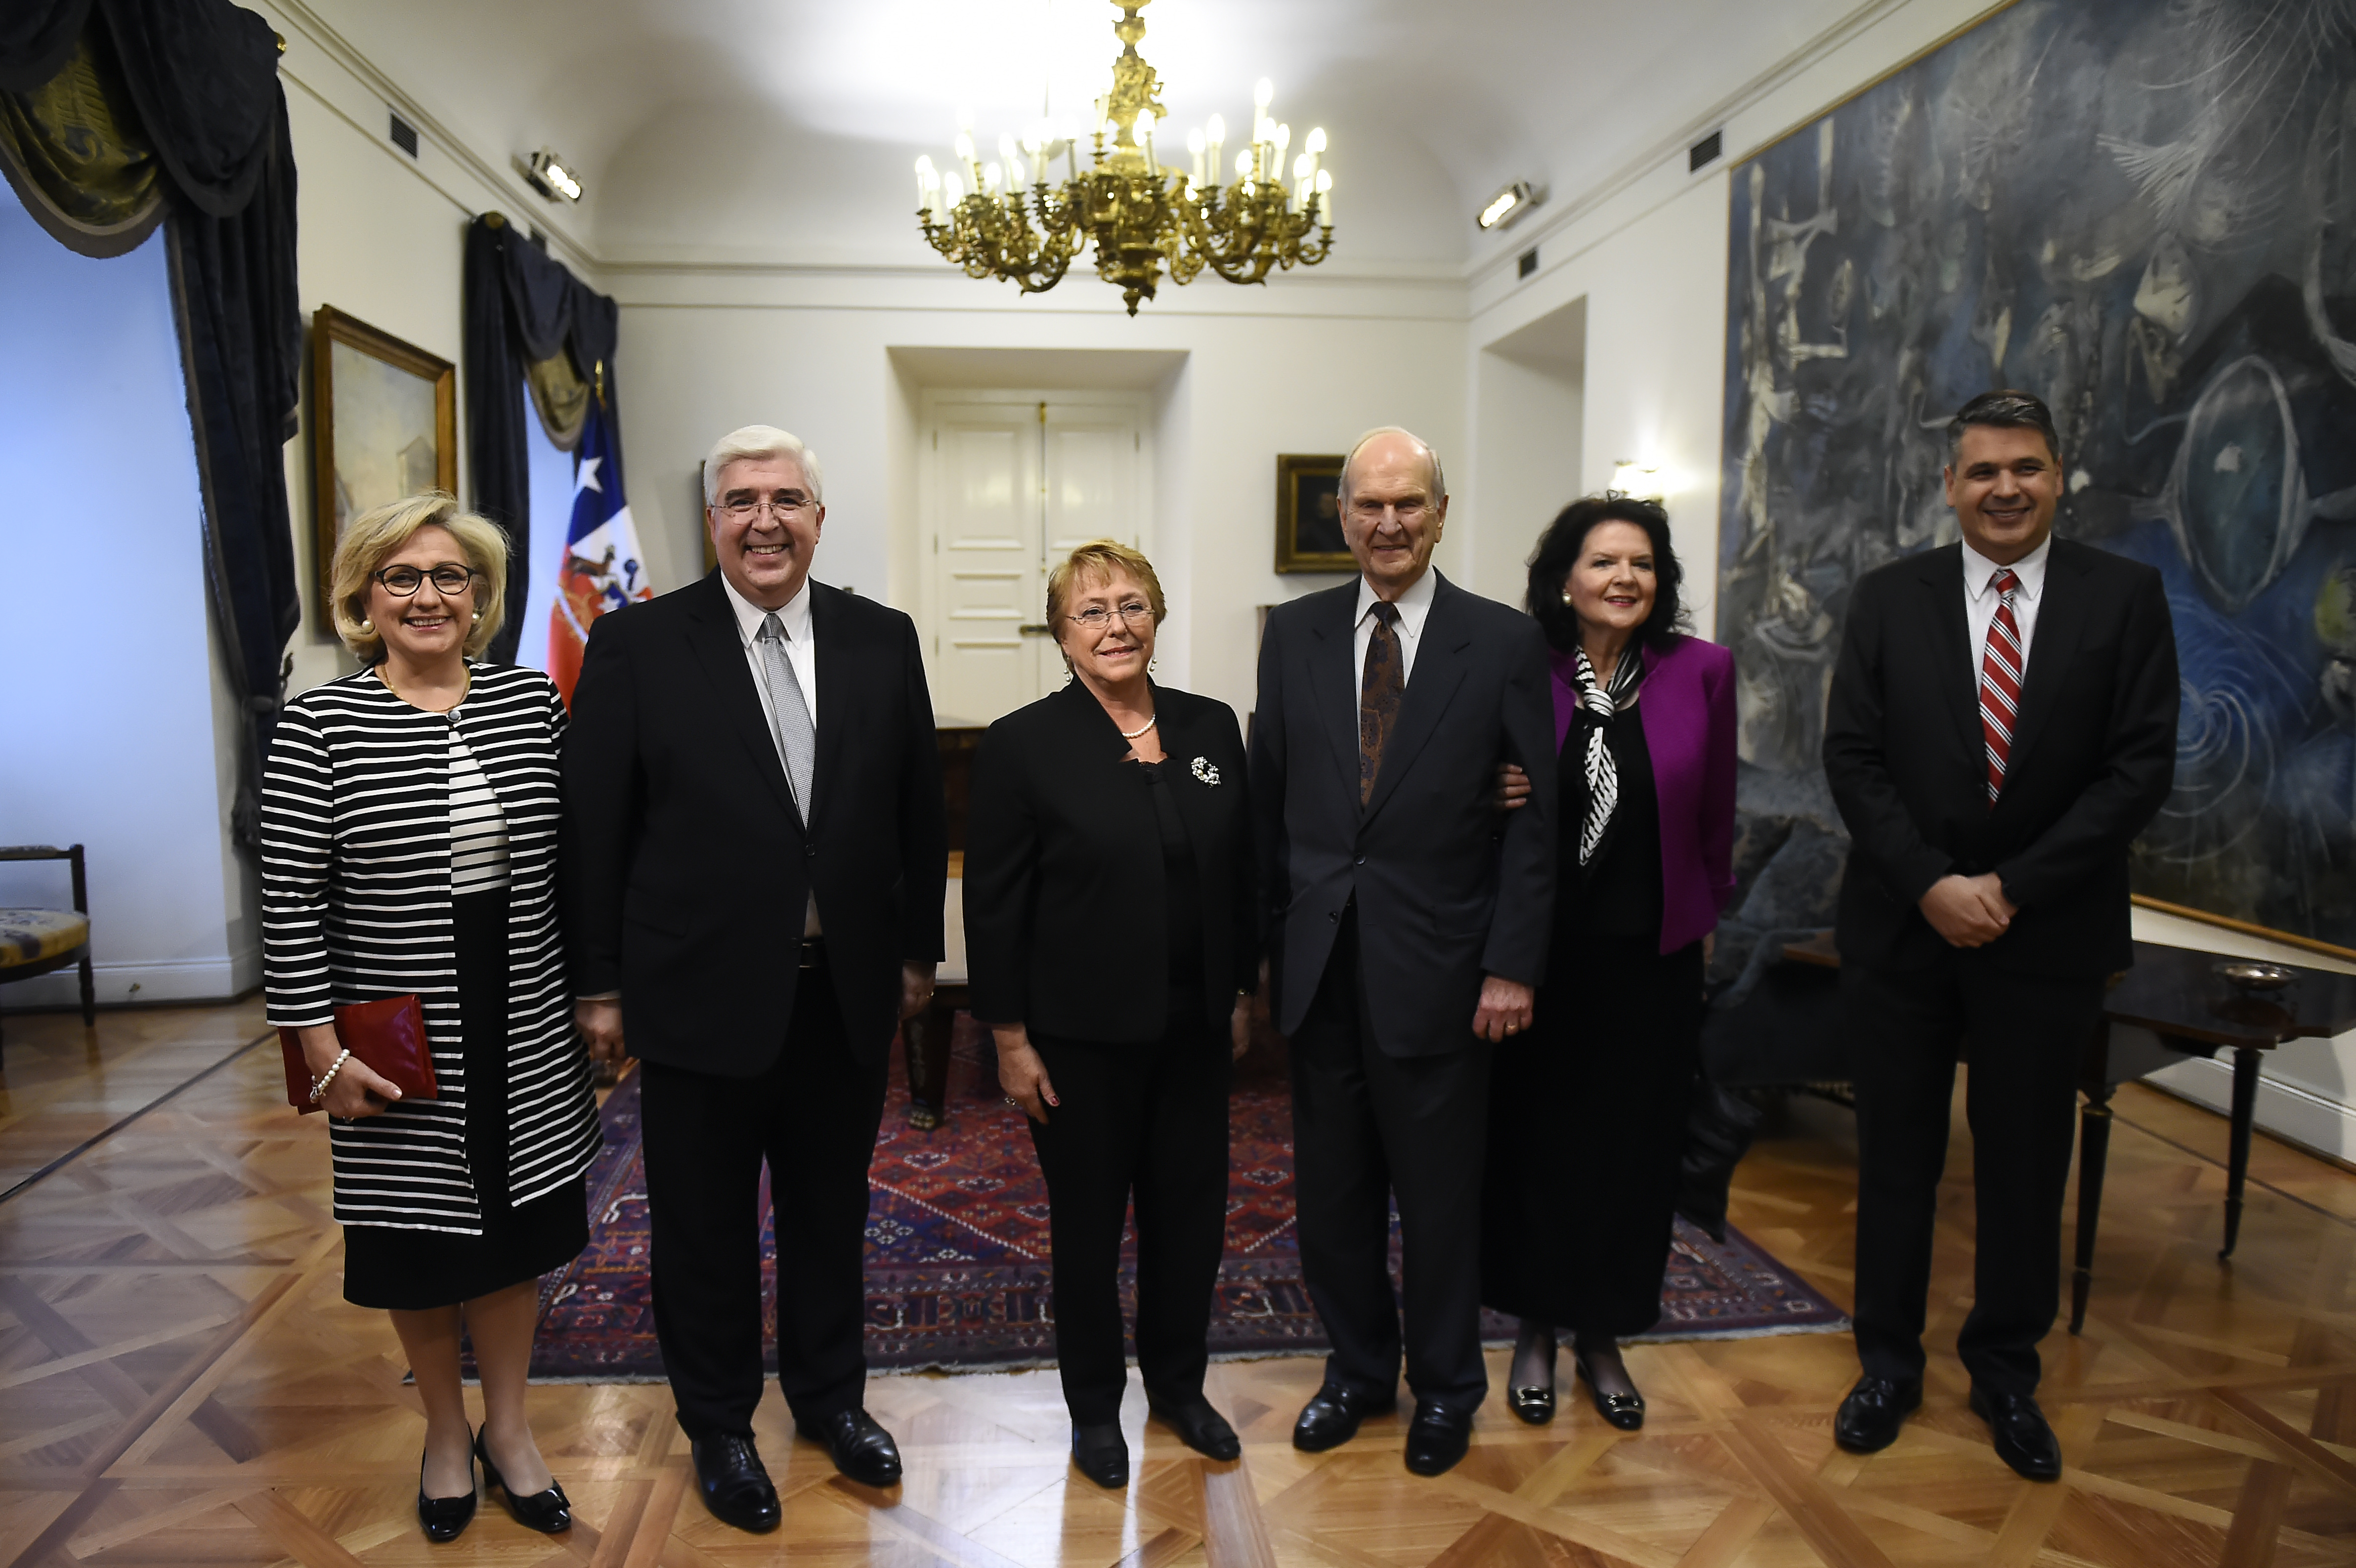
[715,496,815,524]
[1065,601,1154,631]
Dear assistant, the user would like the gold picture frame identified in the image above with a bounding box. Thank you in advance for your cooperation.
[1274,453,1352,573]
[310,305,457,611]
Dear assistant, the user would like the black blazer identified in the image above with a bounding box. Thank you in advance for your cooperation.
[1251,571,1557,1057]
[1822,538,2178,977]
[563,572,948,1074]
[964,680,1255,1042]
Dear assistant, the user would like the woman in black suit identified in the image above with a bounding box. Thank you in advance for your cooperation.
[964,540,1256,1491]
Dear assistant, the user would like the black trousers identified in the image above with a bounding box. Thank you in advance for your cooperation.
[1289,907,1493,1408]
[1026,1017,1232,1425]
[639,966,889,1439]
[1846,955,2100,1396]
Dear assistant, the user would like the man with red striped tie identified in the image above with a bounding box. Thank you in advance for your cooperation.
[1820,390,2178,1480]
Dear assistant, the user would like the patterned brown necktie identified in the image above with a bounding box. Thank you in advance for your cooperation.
[1359,601,1405,806]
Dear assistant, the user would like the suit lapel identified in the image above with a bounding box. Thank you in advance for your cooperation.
[1362,573,1471,822]
[1918,548,1979,767]
[809,582,853,834]
[1999,544,2083,788]
[684,572,799,822]
[1305,585,1360,795]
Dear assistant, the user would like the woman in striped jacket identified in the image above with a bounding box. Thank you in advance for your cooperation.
[262,493,602,1544]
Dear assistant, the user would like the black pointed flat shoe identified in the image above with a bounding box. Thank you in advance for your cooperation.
[475,1427,572,1533]
[1507,1384,1555,1425]
[1573,1353,1645,1431]
[416,1448,476,1543]
[1071,1422,1130,1488]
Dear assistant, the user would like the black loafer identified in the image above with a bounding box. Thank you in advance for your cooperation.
[1507,1385,1555,1425]
[1572,1353,1645,1431]
[796,1406,903,1487]
[1970,1385,2062,1482]
[1149,1397,1242,1461]
[474,1428,571,1533]
[1292,1382,1396,1452]
[1832,1375,1922,1454]
[415,1448,476,1543]
[690,1432,781,1533]
[1403,1399,1474,1476]
[1071,1422,1129,1488]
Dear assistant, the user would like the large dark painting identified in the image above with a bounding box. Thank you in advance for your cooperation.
[1718,0,2356,953]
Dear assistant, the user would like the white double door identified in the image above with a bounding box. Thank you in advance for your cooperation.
[923,392,1148,725]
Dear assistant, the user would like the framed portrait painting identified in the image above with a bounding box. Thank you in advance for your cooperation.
[1274,453,1352,573]
[310,305,457,609]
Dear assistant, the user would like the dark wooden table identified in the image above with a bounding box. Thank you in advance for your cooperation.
[1778,933,2356,1334]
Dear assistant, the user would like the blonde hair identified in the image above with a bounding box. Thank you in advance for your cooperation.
[703,424,824,506]
[330,491,510,663]
[1046,539,1167,628]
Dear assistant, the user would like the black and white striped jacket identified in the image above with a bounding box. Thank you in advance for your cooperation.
[261,662,601,1233]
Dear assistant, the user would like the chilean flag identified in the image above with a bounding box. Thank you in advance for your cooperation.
[547,398,651,704]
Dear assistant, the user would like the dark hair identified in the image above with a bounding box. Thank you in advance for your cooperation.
[1946,388,2060,467]
[1525,493,1686,655]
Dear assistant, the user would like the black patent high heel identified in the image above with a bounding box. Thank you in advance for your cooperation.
[475,1426,572,1532]
[1573,1349,1645,1431]
[416,1445,476,1543]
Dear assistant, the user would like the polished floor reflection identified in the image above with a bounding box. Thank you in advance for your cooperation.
[0,999,2351,1567]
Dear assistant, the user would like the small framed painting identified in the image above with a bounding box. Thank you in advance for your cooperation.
[310,305,457,610]
[1274,453,1352,573]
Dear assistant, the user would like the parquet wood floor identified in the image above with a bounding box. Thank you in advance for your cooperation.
[1,1001,2351,1567]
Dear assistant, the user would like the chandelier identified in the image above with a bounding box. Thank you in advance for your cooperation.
[912,0,1333,315]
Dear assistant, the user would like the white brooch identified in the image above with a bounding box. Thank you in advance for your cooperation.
[1191,756,1221,786]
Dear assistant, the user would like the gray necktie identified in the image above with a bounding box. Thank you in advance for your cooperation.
[755,612,815,818]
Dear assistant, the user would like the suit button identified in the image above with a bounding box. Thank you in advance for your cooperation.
[1354,855,1365,866]
[1329,910,1339,922]
[805,842,817,858]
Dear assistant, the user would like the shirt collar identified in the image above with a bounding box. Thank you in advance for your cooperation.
[1960,534,2051,602]
[721,572,813,647]
[1355,564,1439,638]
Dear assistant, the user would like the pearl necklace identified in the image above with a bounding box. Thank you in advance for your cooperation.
[1118,713,1157,740]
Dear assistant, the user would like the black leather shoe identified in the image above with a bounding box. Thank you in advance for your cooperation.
[1832,1375,1922,1454]
[690,1433,781,1533]
[415,1448,476,1543]
[1071,1422,1130,1487]
[1970,1385,2062,1481]
[1403,1400,1474,1476]
[474,1428,571,1533]
[796,1407,903,1487]
[1507,1384,1555,1425]
[1149,1397,1242,1461]
[1292,1383,1396,1452]
[1573,1353,1644,1431]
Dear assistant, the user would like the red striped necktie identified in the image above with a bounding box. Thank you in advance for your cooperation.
[1979,567,2023,804]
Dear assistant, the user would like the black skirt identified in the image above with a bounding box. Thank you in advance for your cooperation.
[343,887,587,1311]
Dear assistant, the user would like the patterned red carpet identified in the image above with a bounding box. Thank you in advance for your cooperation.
[527,1017,1846,1380]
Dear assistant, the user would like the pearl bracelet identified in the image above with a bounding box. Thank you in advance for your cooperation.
[309,1048,354,1104]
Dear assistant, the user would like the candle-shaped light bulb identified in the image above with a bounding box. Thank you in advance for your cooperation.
[1315,168,1332,225]
[1254,77,1273,110]
[1135,108,1156,167]
[1187,126,1207,186]
[1276,123,1291,155]
[915,154,936,207]
[1305,127,1326,155]
[1236,149,1253,178]
[983,161,1002,194]
[955,130,975,162]
[944,170,965,204]
[1206,112,1225,145]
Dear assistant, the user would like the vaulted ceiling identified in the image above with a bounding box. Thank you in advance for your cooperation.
[298,0,1872,269]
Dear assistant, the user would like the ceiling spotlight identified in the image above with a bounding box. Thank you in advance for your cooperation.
[1478,179,1542,232]
[520,148,582,203]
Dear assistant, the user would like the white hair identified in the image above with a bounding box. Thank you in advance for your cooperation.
[703,424,825,507]
[1339,425,1446,503]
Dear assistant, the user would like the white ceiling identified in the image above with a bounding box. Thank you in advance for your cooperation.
[304,0,1872,269]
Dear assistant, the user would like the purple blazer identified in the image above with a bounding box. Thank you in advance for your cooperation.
[1551,633,1738,955]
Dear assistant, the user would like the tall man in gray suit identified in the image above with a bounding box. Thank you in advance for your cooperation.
[1251,426,1557,1477]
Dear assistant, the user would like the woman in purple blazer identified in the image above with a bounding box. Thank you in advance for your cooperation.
[1480,494,1736,1430]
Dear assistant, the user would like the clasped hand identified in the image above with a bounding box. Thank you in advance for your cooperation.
[297,1023,403,1119]
[1918,872,2016,947]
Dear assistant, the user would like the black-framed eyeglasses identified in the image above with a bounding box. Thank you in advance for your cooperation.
[373,564,479,596]
[1065,601,1153,630]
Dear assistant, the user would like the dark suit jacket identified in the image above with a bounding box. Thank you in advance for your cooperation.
[1252,570,1557,1056]
[1821,538,2178,977]
[963,680,1255,1042]
[563,572,948,1075]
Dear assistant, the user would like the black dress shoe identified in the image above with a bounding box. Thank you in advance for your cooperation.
[1572,1353,1644,1431]
[1292,1383,1396,1452]
[1071,1422,1130,1488]
[1970,1385,2062,1482]
[1507,1384,1555,1425]
[1403,1400,1474,1476]
[415,1449,476,1543]
[1832,1375,1922,1453]
[690,1432,781,1533]
[796,1407,903,1487]
[474,1428,571,1533]
[1149,1397,1242,1460]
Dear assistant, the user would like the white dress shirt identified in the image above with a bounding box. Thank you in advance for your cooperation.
[1960,534,2050,674]
[721,572,822,935]
[1350,566,1438,713]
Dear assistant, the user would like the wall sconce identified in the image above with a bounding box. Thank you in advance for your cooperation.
[1612,458,1667,497]
[1477,179,1543,231]
[520,148,582,202]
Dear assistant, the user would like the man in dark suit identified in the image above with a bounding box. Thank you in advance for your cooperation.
[566,425,946,1532]
[1251,426,1556,1477]
[1822,390,2177,1480]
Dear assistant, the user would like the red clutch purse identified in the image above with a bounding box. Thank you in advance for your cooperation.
[278,995,439,1113]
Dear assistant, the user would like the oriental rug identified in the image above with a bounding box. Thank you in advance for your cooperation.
[527,1017,1847,1381]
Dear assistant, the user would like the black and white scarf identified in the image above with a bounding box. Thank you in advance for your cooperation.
[1572,645,1644,865]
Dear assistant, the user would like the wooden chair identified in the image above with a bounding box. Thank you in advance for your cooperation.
[0,845,97,1057]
